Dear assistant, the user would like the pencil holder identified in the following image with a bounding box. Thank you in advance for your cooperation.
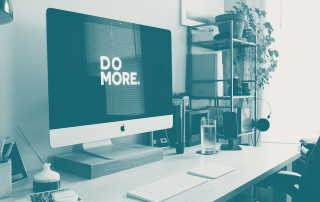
[0,159,12,199]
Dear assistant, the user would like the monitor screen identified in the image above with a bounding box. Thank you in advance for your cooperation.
[46,8,173,147]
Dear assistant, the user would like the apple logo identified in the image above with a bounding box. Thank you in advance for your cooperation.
[120,124,125,132]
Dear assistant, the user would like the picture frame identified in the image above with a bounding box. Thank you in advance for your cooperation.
[2,143,28,184]
[180,0,224,26]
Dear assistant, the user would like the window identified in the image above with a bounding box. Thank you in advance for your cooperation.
[262,0,320,143]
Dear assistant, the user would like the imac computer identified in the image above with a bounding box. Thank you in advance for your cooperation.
[46,8,173,158]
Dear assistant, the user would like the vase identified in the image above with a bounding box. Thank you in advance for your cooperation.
[33,163,60,192]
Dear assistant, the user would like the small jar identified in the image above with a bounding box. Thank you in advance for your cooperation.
[241,82,250,95]
[33,163,60,192]
[228,77,242,96]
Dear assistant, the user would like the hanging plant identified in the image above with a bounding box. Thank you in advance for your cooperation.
[226,1,279,89]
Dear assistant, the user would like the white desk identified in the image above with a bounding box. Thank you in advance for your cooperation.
[5,145,300,202]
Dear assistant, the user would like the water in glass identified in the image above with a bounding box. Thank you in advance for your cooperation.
[201,119,217,155]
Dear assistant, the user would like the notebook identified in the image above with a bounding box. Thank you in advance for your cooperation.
[188,163,236,179]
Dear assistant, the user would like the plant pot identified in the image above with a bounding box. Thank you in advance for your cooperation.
[215,14,246,38]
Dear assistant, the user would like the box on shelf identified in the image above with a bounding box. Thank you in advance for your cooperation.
[191,53,223,97]
[192,28,219,42]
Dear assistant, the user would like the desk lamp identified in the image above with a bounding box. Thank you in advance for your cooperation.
[0,0,13,25]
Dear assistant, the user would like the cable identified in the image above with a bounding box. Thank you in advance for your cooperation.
[160,129,171,148]
[250,133,254,146]
[164,129,170,145]
[247,98,272,146]
[247,98,272,119]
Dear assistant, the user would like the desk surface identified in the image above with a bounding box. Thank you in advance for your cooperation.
[6,145,300,202]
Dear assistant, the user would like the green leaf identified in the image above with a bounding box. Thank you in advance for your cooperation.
[268,50,274,56]
[241,2,248,9]
[233,6,239,11]
[255,8,261,16]
[274,50,279,57]
[263,22,274,31]
[261,11,267,18]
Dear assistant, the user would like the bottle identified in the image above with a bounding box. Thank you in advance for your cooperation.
[33,163,60,192]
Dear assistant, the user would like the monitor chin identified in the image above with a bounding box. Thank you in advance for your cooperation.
[49,115,173,148]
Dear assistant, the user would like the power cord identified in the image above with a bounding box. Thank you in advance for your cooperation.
[164,129,171,147]
[247,98,272,119]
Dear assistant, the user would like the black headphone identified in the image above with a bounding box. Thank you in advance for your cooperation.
[248,98,271,132]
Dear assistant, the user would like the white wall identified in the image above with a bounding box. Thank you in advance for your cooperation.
[0,0,187,171]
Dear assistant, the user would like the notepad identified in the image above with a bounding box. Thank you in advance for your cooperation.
[188,163,236,179]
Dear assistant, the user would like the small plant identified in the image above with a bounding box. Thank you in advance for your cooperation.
[226,1,279,89]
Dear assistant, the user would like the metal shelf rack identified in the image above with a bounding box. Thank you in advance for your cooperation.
[187,20,258,146]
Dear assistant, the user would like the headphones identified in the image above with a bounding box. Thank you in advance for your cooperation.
[248,98,271,132]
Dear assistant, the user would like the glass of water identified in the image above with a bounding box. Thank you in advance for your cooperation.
[201,119,218,155]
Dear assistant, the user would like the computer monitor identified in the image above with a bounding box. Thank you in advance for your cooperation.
[46,8,173,157]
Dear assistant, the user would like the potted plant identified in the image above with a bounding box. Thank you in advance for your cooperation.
[226,1,279,89]
[215,13,246,38]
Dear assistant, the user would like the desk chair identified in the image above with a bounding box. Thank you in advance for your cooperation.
[260,136,320,201]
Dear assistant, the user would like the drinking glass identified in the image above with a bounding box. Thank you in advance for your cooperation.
[201,119,218,155]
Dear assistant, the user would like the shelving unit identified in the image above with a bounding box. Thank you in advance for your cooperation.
[187,20,258,146]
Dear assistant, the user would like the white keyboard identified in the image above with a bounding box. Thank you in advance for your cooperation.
[127,173,208,202]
